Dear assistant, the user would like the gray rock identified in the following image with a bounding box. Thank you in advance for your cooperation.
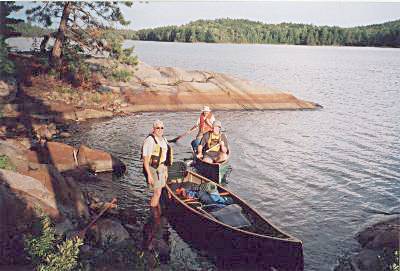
[350,249,383,271]
[89,218,130,247]
[54,218,74,237]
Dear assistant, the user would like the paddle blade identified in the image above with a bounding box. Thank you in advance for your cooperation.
[168,136,180,143]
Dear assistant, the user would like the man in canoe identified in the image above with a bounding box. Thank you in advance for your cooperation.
[197,120,229,163]
[171,105,215,150]
[142,120,172,217]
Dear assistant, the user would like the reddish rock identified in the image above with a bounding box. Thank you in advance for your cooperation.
[15,163,89,220]
[77,145,125,174]
[45,141,78,172]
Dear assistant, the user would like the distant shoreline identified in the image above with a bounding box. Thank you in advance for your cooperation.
[13,18,400,48]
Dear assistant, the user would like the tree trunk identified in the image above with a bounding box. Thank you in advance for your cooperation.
[51,2,71,66]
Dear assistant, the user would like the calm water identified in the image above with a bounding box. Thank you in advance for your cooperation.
[11,39,400,270]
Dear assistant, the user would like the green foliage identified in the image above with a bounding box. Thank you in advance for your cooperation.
[62,44,91,82]
[26,2,133,56]
[103,31,138,66]
[13,22,53,37]
[24,214,83,271]
[0,2,23,39]
[0,155,16,171]
[130,18,400,48]
[111,68,132,82]
[392,250,400,271]
[0,2,23,78]
[55,85,75,95]
[0,37,15,78]
[38,237,83,271]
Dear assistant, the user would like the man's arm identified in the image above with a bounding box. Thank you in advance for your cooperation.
[142,138,154,185]
[220,134,228,154]
[205,114,214,127]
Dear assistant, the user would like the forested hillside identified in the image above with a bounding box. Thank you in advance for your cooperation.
[132,18,400,47]
[13,22,53,37]
[14,19,400,47]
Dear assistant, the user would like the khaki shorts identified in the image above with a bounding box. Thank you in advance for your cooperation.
[144,164,166,191]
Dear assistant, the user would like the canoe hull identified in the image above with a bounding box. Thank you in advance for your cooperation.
[165,199,303,270]
[193,156,231,184]
[163,170,304,270]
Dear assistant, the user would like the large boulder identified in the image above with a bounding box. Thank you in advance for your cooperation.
[356,217,400,250]
[88,218,130,247]
[77,145,125,174]
[43,141,78,172]
[335,216,400,271]
[0,169,83,264]
[0,169,60,219]
[14,163,89,220]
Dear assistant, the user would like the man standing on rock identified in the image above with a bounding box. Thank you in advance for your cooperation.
[142,120,170,217]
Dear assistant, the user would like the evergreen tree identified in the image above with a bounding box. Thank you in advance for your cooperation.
[0,1,23,78]
[26,2,133,66]
[128,18,400,48]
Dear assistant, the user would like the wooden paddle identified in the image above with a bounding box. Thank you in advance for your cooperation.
[75,198,117,239]
[168,131,189,143]
[205,143,221,153]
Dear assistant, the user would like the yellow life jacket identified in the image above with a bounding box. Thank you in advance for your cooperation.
[143,134,173,168]
[206,132,221,152]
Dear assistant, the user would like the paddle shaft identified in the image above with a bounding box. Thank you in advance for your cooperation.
[77,198,117,238]
[205,143,221,153]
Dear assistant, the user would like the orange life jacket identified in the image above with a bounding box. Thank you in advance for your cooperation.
[199,113,213,133]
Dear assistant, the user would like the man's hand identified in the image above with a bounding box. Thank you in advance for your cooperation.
[147,174,154,186]
[197,153,203,159]
[164,165,168,182]
[220,140,227,153]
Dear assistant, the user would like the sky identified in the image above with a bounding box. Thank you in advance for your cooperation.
[120,1,400,29]
[16,1,400,30]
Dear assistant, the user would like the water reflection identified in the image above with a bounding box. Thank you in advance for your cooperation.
[141,211,171,267]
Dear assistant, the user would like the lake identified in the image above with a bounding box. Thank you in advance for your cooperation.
[9,38,400,270]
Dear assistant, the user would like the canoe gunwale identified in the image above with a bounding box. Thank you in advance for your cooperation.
[166,170,302,244]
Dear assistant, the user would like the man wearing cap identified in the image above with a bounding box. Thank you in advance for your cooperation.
[142,120,169,217]
[197,120,229,163]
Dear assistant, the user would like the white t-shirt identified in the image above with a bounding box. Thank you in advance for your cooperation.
[142,135,168,163]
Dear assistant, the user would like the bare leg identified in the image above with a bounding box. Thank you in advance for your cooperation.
[202,156,213,163]
[150,187,162,207]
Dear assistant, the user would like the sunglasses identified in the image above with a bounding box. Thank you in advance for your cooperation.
[155,127,164,130]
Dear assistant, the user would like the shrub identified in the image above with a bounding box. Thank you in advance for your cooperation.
[24,214,84,271]
[392,250,400,271]
[0,155,15,171]
[111,69,132,82]
[103,31,138,66]
[0,38,16,79]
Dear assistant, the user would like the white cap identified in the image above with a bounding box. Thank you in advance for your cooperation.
[213,120,222,128]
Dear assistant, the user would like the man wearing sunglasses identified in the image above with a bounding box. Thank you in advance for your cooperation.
[142,120,169,217]
[197,120,229,163]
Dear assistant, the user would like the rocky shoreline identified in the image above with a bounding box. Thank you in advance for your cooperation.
[335,216,399,271]
[1,56,398,270]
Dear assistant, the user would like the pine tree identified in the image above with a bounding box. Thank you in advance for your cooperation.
[0,1,23,78]
[26,2,133,66]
